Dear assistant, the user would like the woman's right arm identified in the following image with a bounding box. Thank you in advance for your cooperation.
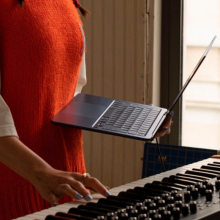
[0,96,110,205]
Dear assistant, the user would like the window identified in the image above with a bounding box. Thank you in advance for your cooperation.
[182,0,220,149]
[160,0,220,150]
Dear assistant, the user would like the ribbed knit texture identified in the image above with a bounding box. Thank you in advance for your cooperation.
[0,1,86,219]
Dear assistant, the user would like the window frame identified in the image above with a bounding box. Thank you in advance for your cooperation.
[160,0,184,145]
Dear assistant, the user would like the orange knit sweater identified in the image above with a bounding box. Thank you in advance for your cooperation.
[0,1,86,219]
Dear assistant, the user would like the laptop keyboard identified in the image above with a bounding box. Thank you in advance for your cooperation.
[93,101,161,137]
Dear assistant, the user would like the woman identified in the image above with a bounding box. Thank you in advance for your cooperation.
[0,1,172,219]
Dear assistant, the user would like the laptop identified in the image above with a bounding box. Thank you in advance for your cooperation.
[52,36,216,141]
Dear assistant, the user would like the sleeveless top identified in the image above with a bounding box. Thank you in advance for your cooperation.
[0,1,86,219]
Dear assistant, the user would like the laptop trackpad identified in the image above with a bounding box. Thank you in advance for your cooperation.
[62,101,107,119]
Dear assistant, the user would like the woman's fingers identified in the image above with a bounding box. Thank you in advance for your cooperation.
[82,175,111,197]
[69,172,110,197]
[211,155,220,159]
[59,175,93,201]
[48,194,59,207]
[155,111,174,138]
[155,127,171,138]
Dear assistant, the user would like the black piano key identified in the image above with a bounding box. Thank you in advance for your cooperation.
[207,163,220,167]
[163,177,196,186]
[140,185,170,194]
[56,212,94,220]
[68,207,105,218]
[77,205,113,215]
[121,190,152,201]
[45,215,71,220]
[170,174,202,183]
[176,173,209,180]
[185,170,217,178]
[146,182,182,191]
[192,168,220,176]
[46,215,80,220]
[107,195,137,205]
[133,187,164,196]
[86,202,120,212]
[201,165,220,172]
[98,197,133,208]
[152,181,184,190]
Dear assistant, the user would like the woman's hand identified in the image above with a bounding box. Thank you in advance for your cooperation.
[32,168,110,206]
[0,136,110,206]
[155,111,174,138]
[211,155,220,159]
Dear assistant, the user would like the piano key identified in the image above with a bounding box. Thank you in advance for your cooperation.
[176,173,209,180]
[56,212,94,220]
[14,158,220,220]
[185,170,217,178]
[86,202,120,212]
[169,174,202,183]
[192,168,220,175]
[98,198,133,208]
[68,207,105,218]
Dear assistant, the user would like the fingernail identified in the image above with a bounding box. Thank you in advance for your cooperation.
[163,127,169,134]
[86,194,93,201]
[75,193,83,199]
[105,191,111,197]
[169,111,174,119]
[105,185,110,190]
[53,202,58,206]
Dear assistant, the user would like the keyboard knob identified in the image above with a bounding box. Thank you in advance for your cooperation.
[215,180,220,191]
[129,209,138,217]
[171,190,178,197]
[126,206,134,215]
[139,206,148,214]
[144,199,152,207]
[152,214,162,220]
[195,182,201,189]
[110,217,119,220]
[153,196,161,202]
[181,204,189,216]
[138,214,147,220]
[97,217,105,220]
[162,210,172,220]
[190,201,197,214]
[129,218,137,220]
[149,203,157,210]
[149,210,157,218]
[162,193,170,202]
[135,202,143,211]
[116,209,125,217]
[184,191,191,203]
[172,207,181,220]
[158,207,166,215]
[202,180,209,186]
[167,196,174,204]
[191,188,199,200]
[174,194,183,201]
[205,189,213,202]
[186,185,194,192]
[167,204,175,213]
[153,197,161,206]
[119,212,129,220]
[107,213,115,220]
[175,201,183,209]
[158,200,166,207]
[199,185,207,195]
[206,183,214,192]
